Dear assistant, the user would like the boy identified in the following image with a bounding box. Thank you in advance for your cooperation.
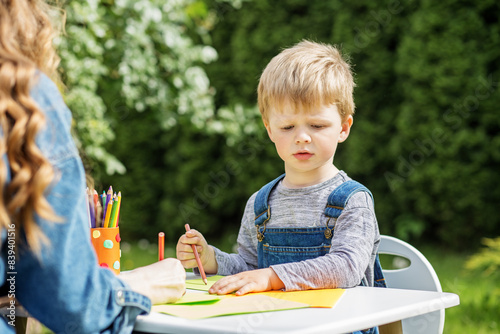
[177,40,382,297]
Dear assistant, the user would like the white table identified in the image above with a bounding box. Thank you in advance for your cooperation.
[133,285,459,334]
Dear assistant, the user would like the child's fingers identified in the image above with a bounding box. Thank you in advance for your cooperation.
[179,258,199,269]
[181,230,205,246]
[176,229,212,270]
[209,275,241,295]
[176,234,201,267]
[209,269,274,295]
[178,240,203,254]
[185,228,202,238]
[235,283,255,296]
[179,233,196,244]
[176,239,204,269]
[185,229,198,237]
[177,249,199,269]
[177,244,203,258]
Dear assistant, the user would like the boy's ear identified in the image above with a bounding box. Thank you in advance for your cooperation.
[338,115,353,143]
[264,122,275,142]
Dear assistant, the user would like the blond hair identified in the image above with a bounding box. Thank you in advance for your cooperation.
[0,0,64,254]
[258,40,355,123]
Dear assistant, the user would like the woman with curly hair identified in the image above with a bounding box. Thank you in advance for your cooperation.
[0,1,185,333]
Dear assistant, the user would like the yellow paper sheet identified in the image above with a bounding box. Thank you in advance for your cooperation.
[252,289,345,308]
[153,294,309,319]
[186,275,344,308]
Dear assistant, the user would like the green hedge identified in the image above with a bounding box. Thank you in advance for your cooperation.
[201,0,500,248]
[61,0,500,249]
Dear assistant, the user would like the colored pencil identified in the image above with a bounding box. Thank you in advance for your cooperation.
[184,224,207,285]
[109,195,118,228]
[158,232,165,261]
[93,189,99,208]
[103,199,113,228]
[101,191,106,222]
[111,191,121,227]
[88,189,95,228]
[87,186,124,229]
[95,199,102,228]
[105,186,112,209]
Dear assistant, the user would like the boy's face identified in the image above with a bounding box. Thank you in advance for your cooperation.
[264,101,352,186]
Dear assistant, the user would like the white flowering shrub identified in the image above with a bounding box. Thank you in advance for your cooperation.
[57,0,277,242]
[57,0,246,175]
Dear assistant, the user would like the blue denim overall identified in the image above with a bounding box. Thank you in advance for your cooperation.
[254,174,386,334]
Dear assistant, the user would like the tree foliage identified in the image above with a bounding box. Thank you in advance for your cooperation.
[59,0,500,249]
[59,0,266,244]
[59,0,221,174]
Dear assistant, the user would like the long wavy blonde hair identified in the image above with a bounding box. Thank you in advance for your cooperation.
[0,0,64,254]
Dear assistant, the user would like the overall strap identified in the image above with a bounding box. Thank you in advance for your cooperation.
[324,180,386,290]
[324,180,373,218]
[254,174,285,226]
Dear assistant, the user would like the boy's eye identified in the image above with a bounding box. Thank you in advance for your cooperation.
[311,124,325,129]
[282,125,294,130]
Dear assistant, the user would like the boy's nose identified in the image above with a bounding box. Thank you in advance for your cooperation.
[295,130,311,144]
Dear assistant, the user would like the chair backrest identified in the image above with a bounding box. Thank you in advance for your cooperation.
[378,235,444,334]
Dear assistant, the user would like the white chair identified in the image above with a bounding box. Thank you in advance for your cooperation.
[378,235,444,334]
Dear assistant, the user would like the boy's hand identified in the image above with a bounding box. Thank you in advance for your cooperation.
[119,258,186,305]
[176,228,217,274]
[209,268,285,295]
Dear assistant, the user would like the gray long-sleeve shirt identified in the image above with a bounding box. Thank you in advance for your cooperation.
[213,171,381,291]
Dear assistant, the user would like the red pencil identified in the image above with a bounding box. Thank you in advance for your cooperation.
[158,232,165,261]
[184,224,207,285]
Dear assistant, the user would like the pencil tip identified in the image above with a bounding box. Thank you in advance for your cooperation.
[203,278,208,285]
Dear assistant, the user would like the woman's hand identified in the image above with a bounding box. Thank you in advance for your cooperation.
[209,268,284,296]
[119,258,186,305]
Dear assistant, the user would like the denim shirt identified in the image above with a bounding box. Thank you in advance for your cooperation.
[0,73,151,333]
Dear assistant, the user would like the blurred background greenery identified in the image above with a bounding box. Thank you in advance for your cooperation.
[55,0,498,332]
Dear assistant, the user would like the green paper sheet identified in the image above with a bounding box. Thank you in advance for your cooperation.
[185,275,224,291]
[171,292,221,305]
[153,294,309,319]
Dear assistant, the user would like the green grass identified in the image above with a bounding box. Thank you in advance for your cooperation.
[120,239,173,270]
[418,245,499,334]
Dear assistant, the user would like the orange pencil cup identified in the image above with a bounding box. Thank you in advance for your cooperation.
[90,227,121,275]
